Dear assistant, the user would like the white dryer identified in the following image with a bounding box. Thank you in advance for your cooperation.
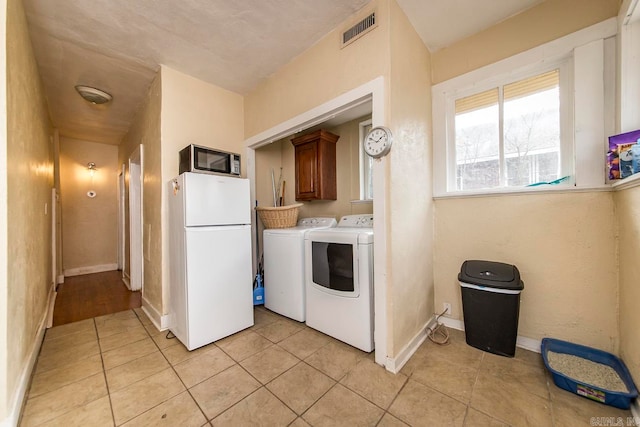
[263,217,337,322]
[304,214,374,352]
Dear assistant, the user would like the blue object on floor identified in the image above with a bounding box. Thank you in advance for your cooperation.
[541,337,638,409]
[253,274,264,306]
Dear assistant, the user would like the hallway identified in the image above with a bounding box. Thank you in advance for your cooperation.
[52,271,141,326]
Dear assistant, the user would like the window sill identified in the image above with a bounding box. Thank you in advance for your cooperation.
[433,183,611,200]
[611,173,640,191]
[350,199,373,204]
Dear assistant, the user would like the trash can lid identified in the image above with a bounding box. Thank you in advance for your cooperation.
[458,260,524,291]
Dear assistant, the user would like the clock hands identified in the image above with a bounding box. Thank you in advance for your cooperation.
[364,126,392,158]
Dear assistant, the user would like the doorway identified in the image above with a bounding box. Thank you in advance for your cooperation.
[245,77,388,367]
[128,145,144,292]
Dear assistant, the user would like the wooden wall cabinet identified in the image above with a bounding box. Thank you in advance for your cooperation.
[291,129,339,201]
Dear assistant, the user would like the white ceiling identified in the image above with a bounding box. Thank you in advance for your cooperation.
[23,0,544,145]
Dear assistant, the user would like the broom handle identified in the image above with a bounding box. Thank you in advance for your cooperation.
[280,181,285,206]
[271,169,277,207]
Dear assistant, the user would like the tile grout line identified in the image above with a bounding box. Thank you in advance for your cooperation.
[128,308,212,425]
[213,330,300,422]
[95,316,118,427]
[60,309,183,426]
[133,314,292,424]
[461,350,485,427]
[211,318,363,424]
[97,311,162,424]
[377,372,411,426]
[22,317,114,426]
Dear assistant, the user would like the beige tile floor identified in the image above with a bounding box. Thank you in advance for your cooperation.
[20,306,633,426]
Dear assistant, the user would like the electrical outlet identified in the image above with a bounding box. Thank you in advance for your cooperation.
[443,302,452,316]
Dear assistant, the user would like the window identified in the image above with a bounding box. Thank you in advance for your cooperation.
[432,19,616,197]
[359,119,373,200]
[454,70,562,191]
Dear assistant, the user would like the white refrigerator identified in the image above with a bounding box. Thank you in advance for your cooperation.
[168,172,254,350]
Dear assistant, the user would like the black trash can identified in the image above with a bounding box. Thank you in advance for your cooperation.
[458,260,524,357]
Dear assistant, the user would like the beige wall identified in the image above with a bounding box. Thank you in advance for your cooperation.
[59,137,118,272]
[255,140,285,211]
[0,0,7,419]
[244,1,389,139]
[4,0,53,420]
[387,0,433,355]
[119,72,162,310]
[119,65,245,319]
[431,0,625,356]
[160,65,245,314]
[255,116,373,222]
[614,186,640,383]
[434,193,619,351]
[431,0,620,84]
[160,66,245,178]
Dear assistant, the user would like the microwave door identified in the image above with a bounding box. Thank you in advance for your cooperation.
[209,155,229,173]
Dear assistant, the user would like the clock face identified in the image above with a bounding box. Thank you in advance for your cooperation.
[364,126,392,158]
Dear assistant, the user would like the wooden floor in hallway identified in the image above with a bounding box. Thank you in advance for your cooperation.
[52,270,141,326]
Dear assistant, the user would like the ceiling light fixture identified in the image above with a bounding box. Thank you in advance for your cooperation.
[75,85,112,105]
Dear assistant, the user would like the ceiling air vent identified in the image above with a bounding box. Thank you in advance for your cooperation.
[341,11,377,48]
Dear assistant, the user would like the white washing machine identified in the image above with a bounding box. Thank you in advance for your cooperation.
[304,214,374,352]
[263,217,337,322]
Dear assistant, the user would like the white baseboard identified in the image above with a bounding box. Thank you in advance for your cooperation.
[438,316,464,331]
[45,285,57,329]
[631,399,640,421]
[438,316,541,353]
[122,271,131,290]
[141,296,169,331]
[56,275,64,285]
[63,263,118,277]
[385,316,438,374]
[516,335,542,353]
[3,303,48,427]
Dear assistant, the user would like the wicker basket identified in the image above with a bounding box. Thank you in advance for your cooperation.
[255,203,303,229]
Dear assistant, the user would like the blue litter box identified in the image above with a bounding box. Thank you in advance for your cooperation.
[541,338,638,409]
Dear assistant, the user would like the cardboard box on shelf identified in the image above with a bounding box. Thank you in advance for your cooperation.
[608,130,640,180]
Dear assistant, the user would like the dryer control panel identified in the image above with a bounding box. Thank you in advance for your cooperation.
[337,215,374,228]
[298,217,338,228]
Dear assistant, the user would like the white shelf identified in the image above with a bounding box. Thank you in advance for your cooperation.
[611,173,640,190]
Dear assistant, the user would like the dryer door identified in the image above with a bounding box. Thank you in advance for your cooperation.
[306,232,359,298]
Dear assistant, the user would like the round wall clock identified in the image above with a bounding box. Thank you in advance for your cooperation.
[364,126,393,158]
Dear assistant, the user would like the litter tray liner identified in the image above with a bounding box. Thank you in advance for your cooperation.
[541,338,638,409]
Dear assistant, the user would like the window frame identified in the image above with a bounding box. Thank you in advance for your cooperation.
[359,118,373,200]
[445,59,574,192]
[432,18,616,198]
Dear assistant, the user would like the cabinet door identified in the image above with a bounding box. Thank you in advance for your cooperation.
[295,141,318,200]
[291,129,338,201]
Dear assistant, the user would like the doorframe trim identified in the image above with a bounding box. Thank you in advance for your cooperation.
[128,145,144,292]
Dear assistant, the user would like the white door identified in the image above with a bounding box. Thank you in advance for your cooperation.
[129,145,143,291]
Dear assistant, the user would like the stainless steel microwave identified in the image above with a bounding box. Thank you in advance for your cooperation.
[179,144,241,177]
